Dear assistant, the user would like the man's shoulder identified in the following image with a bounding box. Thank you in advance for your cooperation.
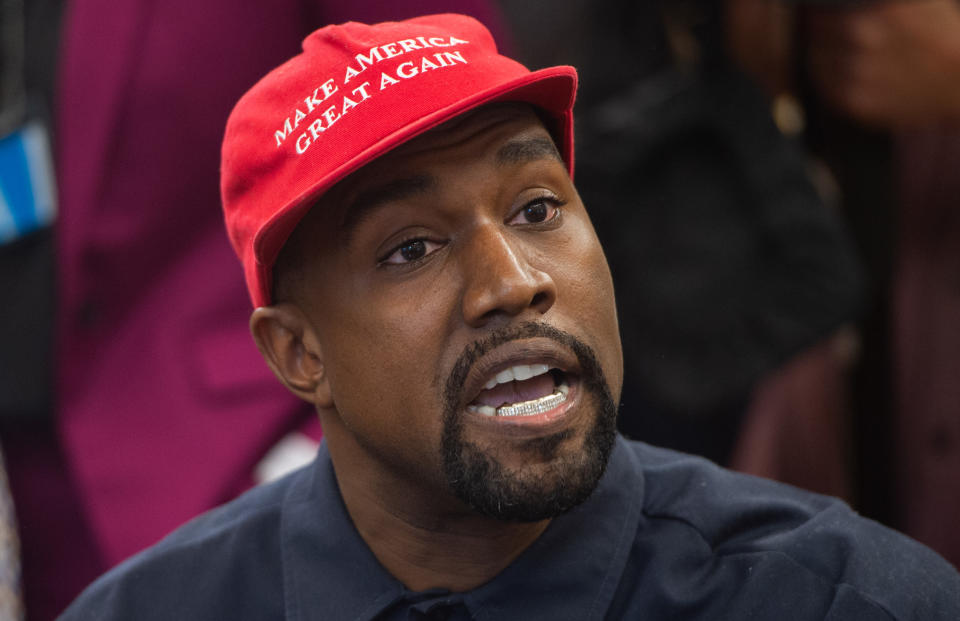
[627,440,840,537]
[621,440,960,619]
[58,464,309,620]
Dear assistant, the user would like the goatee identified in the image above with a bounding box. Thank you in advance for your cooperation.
[441,322,618,522]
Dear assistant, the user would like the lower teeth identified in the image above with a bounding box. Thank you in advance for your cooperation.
[496,390,566,417]
[464,381,569,418]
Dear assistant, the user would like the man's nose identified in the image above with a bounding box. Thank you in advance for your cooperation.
[460,225,557,327]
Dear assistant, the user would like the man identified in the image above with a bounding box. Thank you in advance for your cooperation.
[60,14,960,620]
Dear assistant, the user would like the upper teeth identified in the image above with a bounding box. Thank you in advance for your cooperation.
[484,363,551,390]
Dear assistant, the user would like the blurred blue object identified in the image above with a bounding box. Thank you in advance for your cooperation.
[0,120,56,244]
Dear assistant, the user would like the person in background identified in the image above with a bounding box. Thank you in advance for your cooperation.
[728,0,960,569]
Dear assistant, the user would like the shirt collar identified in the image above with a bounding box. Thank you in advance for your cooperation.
[282,436,644,621]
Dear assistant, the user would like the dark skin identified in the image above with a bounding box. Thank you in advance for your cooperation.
[250,105,623,592]
[805,0,960,127]
[727,0,960,127]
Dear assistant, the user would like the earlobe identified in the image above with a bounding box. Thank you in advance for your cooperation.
[250,304,333,408]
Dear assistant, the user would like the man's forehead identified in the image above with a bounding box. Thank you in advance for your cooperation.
[315,104,562,233]
[379,102,556,161]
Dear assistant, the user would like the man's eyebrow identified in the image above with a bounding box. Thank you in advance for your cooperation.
[340,173,436,239]
[495,136,563,167]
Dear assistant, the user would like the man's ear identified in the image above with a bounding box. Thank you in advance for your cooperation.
[250,304,333,408]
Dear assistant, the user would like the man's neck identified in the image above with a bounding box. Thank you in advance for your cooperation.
[344,481,550,592]
[325,428,550,592]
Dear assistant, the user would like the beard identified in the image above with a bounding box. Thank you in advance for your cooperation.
[440,322,619,522]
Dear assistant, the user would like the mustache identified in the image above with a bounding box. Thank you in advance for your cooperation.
[442,321,608,412]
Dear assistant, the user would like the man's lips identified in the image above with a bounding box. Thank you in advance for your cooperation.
[458,338,581,418]
[467,365,569,417]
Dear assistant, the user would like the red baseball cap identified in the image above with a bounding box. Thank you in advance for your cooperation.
[220,13,578,307]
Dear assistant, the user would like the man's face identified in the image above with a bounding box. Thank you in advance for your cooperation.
[288,104,623,521]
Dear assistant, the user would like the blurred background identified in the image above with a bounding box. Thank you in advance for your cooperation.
[1,0,958,618]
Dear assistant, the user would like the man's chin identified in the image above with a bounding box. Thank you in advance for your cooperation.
[439,321,620,522]
[442,407,617,522]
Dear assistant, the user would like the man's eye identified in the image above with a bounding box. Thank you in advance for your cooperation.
[381,238,441,265]
[509,197,561,225]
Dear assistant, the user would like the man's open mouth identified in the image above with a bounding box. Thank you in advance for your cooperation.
[466,364,571,418]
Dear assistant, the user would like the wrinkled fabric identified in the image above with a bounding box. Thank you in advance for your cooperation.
[61,436,960,620]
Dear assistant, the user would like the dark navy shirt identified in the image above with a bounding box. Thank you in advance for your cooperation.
[60,436,960,620]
